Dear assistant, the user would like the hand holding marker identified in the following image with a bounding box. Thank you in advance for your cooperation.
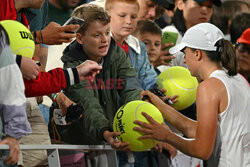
[142,84,173,105]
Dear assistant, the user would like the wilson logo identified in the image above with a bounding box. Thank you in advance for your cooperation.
[19,31,33,41]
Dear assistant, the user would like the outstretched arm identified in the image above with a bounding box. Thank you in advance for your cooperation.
[24,60,102,97]
[76,60,102,81]
[140,90,197,138]
[34,22,79,45]
[134,80,220,159]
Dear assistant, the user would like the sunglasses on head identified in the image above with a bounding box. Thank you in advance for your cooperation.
[235,42,250,54]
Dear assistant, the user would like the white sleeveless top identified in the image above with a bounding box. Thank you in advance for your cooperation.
[207,70,250,167]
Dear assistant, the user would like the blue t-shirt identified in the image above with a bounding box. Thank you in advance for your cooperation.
[29,0,48,31]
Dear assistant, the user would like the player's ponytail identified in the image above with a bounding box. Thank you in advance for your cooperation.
[206,39,237,76]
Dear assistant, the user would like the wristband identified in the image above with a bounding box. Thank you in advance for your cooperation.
[16,55,22,68]
[51,92,60,102]
[33,31,40,44]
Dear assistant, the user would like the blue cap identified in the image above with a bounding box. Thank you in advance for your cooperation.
[151,0,175,10]
[194,0,221,6]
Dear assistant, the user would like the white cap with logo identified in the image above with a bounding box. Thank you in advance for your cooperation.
[169,23,224,55]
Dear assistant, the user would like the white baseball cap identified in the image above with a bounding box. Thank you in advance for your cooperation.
[169,23,224,54]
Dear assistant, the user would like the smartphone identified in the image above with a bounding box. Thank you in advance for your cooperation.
[161,31,178,62]
[63,16,85,33]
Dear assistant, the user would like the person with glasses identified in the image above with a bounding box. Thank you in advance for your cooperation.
[235,28,250,83]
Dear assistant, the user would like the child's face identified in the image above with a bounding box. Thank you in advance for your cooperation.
[109,1,139,42]
[77,21,111,62]
[137,0,157,20]
[138,32,161,64]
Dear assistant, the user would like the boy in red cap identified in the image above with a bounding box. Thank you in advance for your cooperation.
[236,28,250,83]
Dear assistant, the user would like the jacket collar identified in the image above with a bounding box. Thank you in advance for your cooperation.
[125,35,141,55]
[110,33,141,55]
[62,40,88,62]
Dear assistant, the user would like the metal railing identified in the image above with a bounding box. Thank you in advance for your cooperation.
[0,144,117,167]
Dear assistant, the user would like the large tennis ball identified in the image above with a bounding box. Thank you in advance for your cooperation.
[0,20,34,58]
[113,100,164,151]
[157,66,198,110]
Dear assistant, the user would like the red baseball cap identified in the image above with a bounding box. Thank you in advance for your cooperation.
[237,28,250,45]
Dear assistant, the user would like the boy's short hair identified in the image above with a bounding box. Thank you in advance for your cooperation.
[133,20,162,37]
[230,12,250,44]
[105,0,140,11]
[72,4,110,35]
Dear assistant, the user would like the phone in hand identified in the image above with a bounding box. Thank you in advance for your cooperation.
[161,31,178,62]
[63,16,85,33]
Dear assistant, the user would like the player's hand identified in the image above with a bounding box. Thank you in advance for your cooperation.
[103,131,130,151]
[140,90,167,109]
[159,88,178,104]
[133,112,172,142]
[141,90,178,109]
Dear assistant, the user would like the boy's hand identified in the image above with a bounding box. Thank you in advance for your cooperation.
[154,142,177,158]
[36,96,43,104]
[103,131,130,151]
[20,57,39,80]
[76,60,102,82]
[0,136,19,165]
[155,43,175,66]
[56,92,75,115]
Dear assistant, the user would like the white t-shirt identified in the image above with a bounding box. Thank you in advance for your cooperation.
[208,70,250,167]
